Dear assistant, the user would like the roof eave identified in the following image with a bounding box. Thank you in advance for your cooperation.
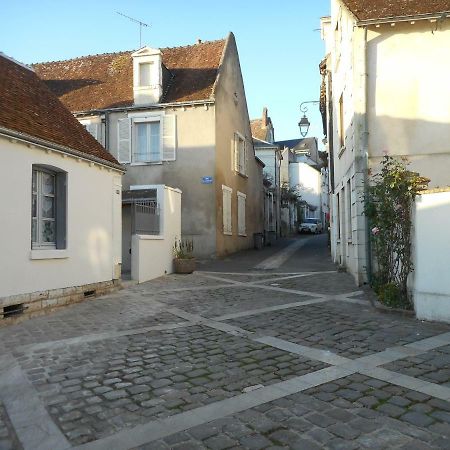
[0,126,124,173]
[73,99,216,117]
[355,11,450,26]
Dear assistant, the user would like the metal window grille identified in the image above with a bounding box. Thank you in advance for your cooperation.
[133,200,160,235]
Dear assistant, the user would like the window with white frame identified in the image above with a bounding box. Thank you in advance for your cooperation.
[32,166,67,249]
[237,191,246,236]
[234,132,247,176]
[222,185,232,235]
[134,119,161,163]
[117,115,176,164]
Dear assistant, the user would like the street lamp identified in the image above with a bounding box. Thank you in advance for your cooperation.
[298,101,320,137]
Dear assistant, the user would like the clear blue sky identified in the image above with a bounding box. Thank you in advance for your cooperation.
[1,0,329,142]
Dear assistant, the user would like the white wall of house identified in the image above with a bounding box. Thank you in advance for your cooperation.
[0,136,122,298]
[289,162,321,218]
[412,190,450,323]
[322,1,450,285]
[131,186,181,283]
[366,21,450,188]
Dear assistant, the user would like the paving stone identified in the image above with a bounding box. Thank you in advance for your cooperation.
[204,435,238,449]
[238,434,272,449]
[401,411,435,428]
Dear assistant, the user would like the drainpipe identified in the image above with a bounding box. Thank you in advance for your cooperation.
[361,26,373,284]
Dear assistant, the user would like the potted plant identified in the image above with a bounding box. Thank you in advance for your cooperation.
[173,238,195,274]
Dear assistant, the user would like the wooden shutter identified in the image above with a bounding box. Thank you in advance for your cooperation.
[222,186,232,234]
[233,133,239,172]
[238,192,246,236]
[118,118,131,163]
[162,114,176,161]
[55,172,67,249]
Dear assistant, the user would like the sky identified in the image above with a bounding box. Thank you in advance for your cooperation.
[1,0,330,142]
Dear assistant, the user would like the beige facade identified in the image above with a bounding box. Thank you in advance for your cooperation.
[322,0,450,286]
[76,34,264,259]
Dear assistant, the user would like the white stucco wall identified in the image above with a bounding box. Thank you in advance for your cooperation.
[131,186,181,283]
[413,190,450,323]
[0,136,122,298]
[289,162,321,217]
[367,21,450,188]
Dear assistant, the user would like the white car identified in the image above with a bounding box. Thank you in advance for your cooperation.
[299,218,323,234]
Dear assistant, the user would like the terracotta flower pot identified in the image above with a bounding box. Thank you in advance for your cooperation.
[174,258,196,274]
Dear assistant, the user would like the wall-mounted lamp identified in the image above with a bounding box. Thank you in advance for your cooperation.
[298,101,320,137]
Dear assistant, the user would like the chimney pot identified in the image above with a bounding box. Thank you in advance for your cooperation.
[197,38,202,44]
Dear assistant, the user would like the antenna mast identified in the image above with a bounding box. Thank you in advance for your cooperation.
[116,11,150,47]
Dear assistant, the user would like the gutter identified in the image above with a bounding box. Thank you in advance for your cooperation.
[0,127,125,173]
[356,11,449,26]
[73,99,215,118]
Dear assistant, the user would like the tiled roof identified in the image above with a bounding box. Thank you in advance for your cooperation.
[33,39,226,112]
[341,0,450,22]
[0,54,120,166]
[250,119,267,141]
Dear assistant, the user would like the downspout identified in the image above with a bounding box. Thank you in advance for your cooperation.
[104,111,110,150]
[361,26,373,284]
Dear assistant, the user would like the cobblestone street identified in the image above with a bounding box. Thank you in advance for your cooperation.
[1,235,450,449]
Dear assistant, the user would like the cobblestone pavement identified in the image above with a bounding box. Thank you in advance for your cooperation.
[0,402,22,450]
[0,235,449,449]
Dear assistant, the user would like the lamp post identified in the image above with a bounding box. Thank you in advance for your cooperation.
[298,101,320,137]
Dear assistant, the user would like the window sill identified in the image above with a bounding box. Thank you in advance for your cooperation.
[135,234,164,240]
[238,233,247,237]
[223,231,232,236]
[338,146,346,158]
[30,249,69,260]
[237,172,248,178]
[129,161,163,166]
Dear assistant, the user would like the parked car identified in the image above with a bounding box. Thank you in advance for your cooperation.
[299,218,323,234]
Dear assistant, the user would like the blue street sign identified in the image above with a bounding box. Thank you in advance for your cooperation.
[201,176,213,184]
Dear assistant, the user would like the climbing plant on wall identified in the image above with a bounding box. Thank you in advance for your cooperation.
[365,156,429,308]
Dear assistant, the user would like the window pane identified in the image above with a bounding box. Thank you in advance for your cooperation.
[149,122,160,161]
[32,170,37,192]
[32,194,37,218]
[136,123,148,162]
[42,196,55,219]
[32,218,37,243]
[42,172,55,195]
[41,220,55,243]
[139,63,152,86]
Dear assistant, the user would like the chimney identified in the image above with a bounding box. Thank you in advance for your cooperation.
[262,107,268,127]
[196,38,202,44]
[131,47,163,105]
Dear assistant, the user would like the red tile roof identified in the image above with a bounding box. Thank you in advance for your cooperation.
[33,39,227,112]
[342,0,450,22]
[0,54,120,166]
[250,119,267,141]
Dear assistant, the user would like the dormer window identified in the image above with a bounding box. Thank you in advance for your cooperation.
[139,62,153,86]
[132,47,166,105]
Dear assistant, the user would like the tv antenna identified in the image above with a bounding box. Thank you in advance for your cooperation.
[116,11,150,47]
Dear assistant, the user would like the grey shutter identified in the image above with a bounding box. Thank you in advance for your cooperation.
[162,114,176,161]
[55,172,67,249]
[118,118,131,163]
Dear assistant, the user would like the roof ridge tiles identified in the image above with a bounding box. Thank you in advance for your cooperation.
[33,38,226,66]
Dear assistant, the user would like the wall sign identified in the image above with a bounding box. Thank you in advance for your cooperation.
[201,176,213,184]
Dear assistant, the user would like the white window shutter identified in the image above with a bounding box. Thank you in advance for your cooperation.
[233,133,239,172]
[162,114,177,161]
[86,123,98,141]
[238,193,246,235]
[118,118,131,163]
